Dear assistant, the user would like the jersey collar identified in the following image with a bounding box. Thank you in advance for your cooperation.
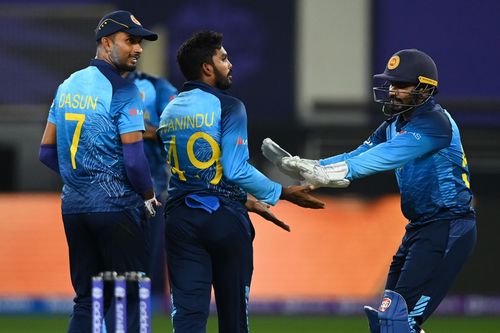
[90,59,121,75]
[182,80,228,96]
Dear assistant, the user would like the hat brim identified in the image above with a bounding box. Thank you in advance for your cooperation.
[96,27,158,41]
[125,26,158,41]
[121,27,158,41]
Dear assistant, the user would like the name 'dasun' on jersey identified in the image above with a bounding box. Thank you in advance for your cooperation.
[58,93,99,110]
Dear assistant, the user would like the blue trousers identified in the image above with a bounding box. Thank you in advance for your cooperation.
[165,199,254,333]
[385,216,476,331]
[148,203,167,294]
[63,209,149,333]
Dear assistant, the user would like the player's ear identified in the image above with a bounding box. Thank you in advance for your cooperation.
[201,62,214,77]
[101,36,113,53]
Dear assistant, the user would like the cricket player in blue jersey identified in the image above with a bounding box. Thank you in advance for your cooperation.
[157,31,325,333]
[126,71,178,295]
[269,49,476,333]
[39,10,160,333]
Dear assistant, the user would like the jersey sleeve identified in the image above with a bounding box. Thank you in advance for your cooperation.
[113,85,146,134]
[320,121,389,165]
[346,112,452,180]
[47,87,61,124]
[220,99,282,205]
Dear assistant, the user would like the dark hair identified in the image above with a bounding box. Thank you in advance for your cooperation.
[177,31,223,81]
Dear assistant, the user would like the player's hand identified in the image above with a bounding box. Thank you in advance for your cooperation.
[280,185,325,209]
[245,196,291,232]
[144,195,161,218]
[283,158,351,188]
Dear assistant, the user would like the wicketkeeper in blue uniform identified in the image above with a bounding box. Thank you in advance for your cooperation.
[127,71,178,295]
[157,31,325,333]
[266,49,476,333]
[39,10,160,333]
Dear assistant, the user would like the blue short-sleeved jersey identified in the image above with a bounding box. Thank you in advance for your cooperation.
[47,59,145,213]
[130,72,178,129]
[320,98,474,224]
[129,72,177,196]
[157,81,282,205]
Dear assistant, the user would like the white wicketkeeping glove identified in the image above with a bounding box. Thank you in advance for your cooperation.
[261,138,318,180]
[281,157,351,188]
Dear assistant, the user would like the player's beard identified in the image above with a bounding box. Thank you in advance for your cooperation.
[214,67,232,90]
[115,62,136,73]
[114,57,137,73]
[384,95,419,116]
[110,49,138,73]
[386,97,405,113]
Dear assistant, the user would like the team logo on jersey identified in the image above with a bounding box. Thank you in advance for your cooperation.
[129,108,143,116]
[237,136,248,146]
[387,55,400,70]
[130,15,142,26]
[379,298,392,312]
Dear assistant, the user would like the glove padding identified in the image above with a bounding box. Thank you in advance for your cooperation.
[282,157,351,188]
[144,196,161,218]
[261,138,318,180]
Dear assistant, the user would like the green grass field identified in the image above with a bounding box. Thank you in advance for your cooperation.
[0,315,499,333]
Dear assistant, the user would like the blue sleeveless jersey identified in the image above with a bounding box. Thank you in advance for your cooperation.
[47,59,145,214]
[158,81,281,205]
[129,72,177,196]
[320,98,474,224]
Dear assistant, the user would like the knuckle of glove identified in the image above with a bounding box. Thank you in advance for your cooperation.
[281,156,297,168]
[301,171,324,186]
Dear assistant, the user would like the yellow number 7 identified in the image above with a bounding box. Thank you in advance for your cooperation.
[65,113,86,169]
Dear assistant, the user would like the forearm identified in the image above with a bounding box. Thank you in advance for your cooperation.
[225,162,282,205]
[39,144,60,174]
[122,140,154,199]
[320,144,372,166]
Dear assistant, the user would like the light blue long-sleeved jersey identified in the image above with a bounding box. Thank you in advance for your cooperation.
[320,98,474,224]
[48,59,145,213]
[157,81,282,205]
[129,72,177,197]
